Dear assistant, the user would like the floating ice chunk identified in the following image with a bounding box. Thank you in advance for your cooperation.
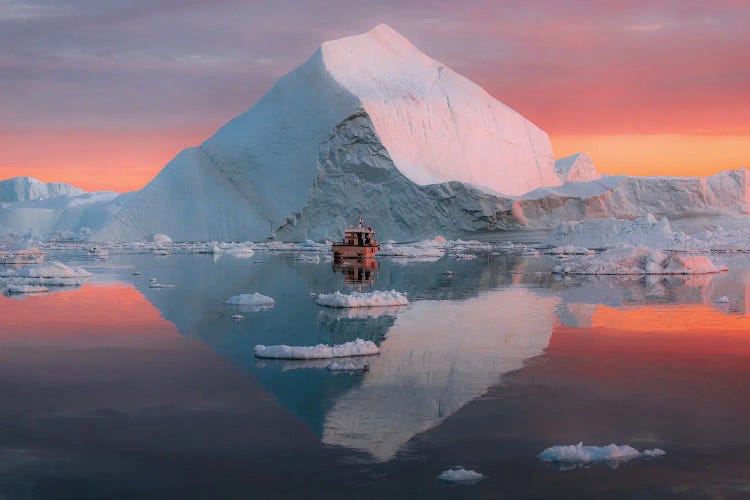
[643,448,666,457]
[327,361,369,371]
[19,261,92,279]
[212,242,256,258]
[149,283,177,288]
[224,292,275,307]
[316,290,409,308]
[231,314,245,320]
[552,247,727,275]
[254,338,379,359]
[293,253,321,263]
[538,442,654,463]
[437,468,484,483]
[379,241,445,258]
[715,296,731,303]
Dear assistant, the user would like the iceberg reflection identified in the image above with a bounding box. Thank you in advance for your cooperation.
[322,288,559,460]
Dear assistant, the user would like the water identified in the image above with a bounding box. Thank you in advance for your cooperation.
[2,250,750,498]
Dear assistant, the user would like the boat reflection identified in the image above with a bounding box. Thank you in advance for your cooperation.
[332,257,378,286]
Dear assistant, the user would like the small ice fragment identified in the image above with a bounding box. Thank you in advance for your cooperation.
[437,468,484,483]
[643,448,666,457]
[315,290,408,308]
[149,283,176,288]
[231,314,245,320]
[254,339,379,359]
[715,296,731,303]
[5,285,49,294]
[148,277,158,282]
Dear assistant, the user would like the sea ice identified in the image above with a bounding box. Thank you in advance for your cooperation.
[437,468,484,483]
[315,290,409,308]
[552,247,727,275]
[19,261,92,279]
[538,443,641,463]
[254,338,380,359]
[224,292,276,307]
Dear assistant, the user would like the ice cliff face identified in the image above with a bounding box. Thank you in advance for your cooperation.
[0,177,85,203]
[97,24,558,242]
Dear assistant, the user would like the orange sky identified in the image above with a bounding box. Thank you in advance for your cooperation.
[1,2,748,192]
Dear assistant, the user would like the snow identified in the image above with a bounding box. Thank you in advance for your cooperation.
[715,296,731,303]
[254,338,380,359]
[315,290,409,308]
[538,442,665,463]
[224,292,276,307]
[552,247,727,275]
[553,153,601,182]
[437,468,484,483]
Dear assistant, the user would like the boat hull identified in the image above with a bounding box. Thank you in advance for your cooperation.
[332,244,379,259]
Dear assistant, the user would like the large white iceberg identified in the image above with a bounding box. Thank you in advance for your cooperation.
[254,339,380,359]
[95,24,559,242]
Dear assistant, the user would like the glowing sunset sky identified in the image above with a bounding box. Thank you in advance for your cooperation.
[1,0,748,192]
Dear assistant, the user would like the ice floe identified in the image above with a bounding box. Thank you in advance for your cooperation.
[715,296,731,303]
[315,290,409,308]
[224,292,276,307]
[538,442,666,464]
[437,468,484,483]
[544,245,594,256]
[254,339,380,359]
[552,247,727,275]
[149,283,177,288]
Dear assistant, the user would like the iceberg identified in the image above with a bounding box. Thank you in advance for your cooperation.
[538,442,666,464]
[552,247,727,275]
[224,292,275,307]
[437,468,484,483]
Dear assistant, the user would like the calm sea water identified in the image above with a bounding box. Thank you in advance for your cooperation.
[2,251,750,499]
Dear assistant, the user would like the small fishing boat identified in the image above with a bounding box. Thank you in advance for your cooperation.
[332,216,380,259]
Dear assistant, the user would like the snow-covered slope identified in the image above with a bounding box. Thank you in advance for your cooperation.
[97,24,559,242]
[0,177,85,203]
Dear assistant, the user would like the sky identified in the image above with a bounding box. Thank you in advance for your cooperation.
[1,0,749,192]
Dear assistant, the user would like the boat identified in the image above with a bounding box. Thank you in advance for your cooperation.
[332,216,380,259]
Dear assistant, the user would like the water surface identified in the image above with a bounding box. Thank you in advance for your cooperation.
[2,251,750,498]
